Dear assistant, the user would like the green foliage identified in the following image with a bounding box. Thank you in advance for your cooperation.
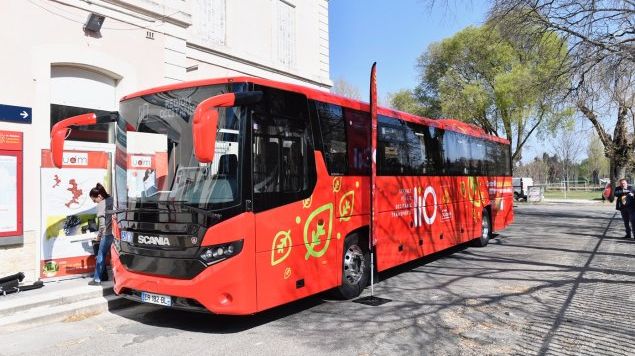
[387,89,428,116]
[416,22,572,162]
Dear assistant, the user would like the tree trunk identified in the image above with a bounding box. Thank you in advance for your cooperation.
[615,166,627,182]
[579,103,632,202]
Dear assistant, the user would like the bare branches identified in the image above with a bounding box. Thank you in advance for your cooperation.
[490,0,635,73]
[577,103,612,149]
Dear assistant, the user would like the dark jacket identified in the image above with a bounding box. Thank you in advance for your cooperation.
[97,196,114,238]
[615,185,633,210]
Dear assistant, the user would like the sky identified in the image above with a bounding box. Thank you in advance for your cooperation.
[328,0,583,164]
[329,0,490,103]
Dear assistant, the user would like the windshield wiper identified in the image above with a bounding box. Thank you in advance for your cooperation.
[181,204,222,219]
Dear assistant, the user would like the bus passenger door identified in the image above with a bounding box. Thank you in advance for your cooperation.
[250,87,338,312]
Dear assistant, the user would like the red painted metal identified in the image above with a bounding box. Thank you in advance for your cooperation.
[192,93,236,163]
[50,113,97,168]
[103,76,514,314]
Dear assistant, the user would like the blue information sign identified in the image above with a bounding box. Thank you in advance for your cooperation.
[0,104,32,124]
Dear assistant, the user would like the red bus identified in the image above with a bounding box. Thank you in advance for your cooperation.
[50,76,513,314]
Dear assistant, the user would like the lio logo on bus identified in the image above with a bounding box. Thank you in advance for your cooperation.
[413,186,437,227]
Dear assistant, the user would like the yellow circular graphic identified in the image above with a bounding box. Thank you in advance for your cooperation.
[468,176,482,207]
[284,267,292,280]
[304,203,334,260]
[338,190,355,222]
[302,196,312,209]
[271,230,292,266]
[332,177,342,193]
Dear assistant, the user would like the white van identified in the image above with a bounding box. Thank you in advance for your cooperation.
[512,177,533,201]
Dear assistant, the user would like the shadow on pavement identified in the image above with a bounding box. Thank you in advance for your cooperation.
[108,205,635,355]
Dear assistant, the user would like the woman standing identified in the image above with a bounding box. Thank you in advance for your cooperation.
[88,183,114,286]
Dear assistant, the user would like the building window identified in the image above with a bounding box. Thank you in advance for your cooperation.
[277,0,295,68]
[194,0,226,46]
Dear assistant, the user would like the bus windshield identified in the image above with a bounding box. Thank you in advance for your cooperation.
[115,83,247,211]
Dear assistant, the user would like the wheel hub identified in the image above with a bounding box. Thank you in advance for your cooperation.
[343,245,365,285]
[482,215,490,238]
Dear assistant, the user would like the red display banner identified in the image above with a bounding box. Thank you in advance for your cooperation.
[0,130,23,239]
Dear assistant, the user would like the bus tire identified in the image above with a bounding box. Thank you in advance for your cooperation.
[472,209,491,247]
[333,234,370,299]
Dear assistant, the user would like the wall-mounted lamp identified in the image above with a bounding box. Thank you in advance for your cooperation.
[84,13,105,33]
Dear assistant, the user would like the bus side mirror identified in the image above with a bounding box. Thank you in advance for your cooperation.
[192,91,262,163]
[50,113,98,168]
[51,128,69,168]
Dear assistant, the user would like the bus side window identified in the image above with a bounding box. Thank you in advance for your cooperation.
[316,102,347,175]
[344,108,370,175]
[252,87,316,212]
[377,117,409,176]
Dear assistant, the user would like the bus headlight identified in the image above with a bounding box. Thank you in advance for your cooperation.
[199,240,244,265]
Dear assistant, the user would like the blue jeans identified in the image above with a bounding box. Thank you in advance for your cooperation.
[94,234,113,282]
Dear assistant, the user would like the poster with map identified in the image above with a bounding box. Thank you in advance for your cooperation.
[40,150,110,279]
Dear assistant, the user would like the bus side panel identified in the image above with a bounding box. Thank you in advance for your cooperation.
[375,175,468,271]
[488,176,514,231]
[254,153,367,312]
[374,176,416,271]
[374,175,496,271]
[458,175,487,242]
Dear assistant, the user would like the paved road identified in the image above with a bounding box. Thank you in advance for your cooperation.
[1,203,634,356]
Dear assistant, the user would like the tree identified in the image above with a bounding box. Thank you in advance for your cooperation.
[489,0,635,189]
[576,60,635,184]
[585,132,610,184]
[387,89,428,116]
[490,1,635,77]
[331,78,361,100]
[515,156,550,183]
[416,24,572,163]
[551,128,585,188]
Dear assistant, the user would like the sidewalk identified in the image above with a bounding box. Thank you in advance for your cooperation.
[0,276,132,332]
[541,198,606,204]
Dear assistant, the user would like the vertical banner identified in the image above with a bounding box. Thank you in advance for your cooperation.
[40,150,110,279]
[0,130,23,241]
[369,62,378,295]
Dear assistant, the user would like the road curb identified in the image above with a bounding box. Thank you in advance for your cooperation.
[0,279,135,333]
[0,294,133,333]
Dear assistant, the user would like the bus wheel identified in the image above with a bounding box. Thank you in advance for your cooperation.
[334,234,370,299]
[472,209,491,247]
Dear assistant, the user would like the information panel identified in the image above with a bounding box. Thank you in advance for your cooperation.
[0,130,23,242]
[40,150,110,279]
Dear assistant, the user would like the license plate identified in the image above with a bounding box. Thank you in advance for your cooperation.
[140,291,172,306]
